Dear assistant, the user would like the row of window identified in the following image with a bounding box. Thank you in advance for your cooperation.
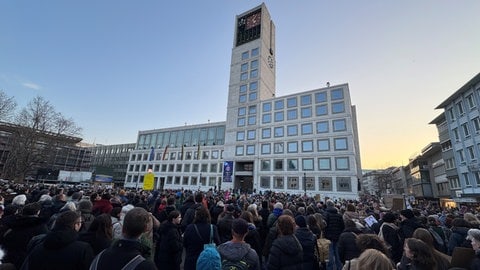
[131,149,223,162]
[241,48,259,60]
[452,117,480,141]
[235,138,349,155]
[259,157,350,171]
[447,92,477,122]
[129,162,222,174]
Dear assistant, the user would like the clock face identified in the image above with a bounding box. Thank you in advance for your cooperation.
[246,12,261,29]
[268,55,274,68]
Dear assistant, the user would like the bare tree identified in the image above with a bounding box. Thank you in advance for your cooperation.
[0,90,17,122]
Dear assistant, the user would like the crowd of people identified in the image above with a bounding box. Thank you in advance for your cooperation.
[0,181,479,270]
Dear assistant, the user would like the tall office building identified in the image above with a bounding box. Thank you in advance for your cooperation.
[124,4,362,199]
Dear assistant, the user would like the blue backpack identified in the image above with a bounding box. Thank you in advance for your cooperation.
[196,225,221,270]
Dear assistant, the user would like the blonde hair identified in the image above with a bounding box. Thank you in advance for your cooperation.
[357,249,393,270]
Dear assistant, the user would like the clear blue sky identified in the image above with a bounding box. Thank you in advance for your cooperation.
[1,1,479,169]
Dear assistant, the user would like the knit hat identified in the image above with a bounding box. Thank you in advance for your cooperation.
[78,200,93,213]
[467,228,480,242]
[39,194,52,202]
[226,204,235,213]
[274,202,283,210]
[400,209,414,219]
[295,215,307,228]
[216,200,225,207]
[12,194,27,206]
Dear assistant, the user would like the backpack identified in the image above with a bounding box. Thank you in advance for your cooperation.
[428,227,447,253]
[221,252,249,270]
[196,225,221,270]
[89,250,145,270]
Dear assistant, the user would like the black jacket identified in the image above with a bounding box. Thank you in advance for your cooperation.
[78,231,112,255]
[183,222,220,270]
[295,227,317,270]
[155,221,183,270]
[93,238,157,270]
[267,234,304,270]
[324,207,344,242]
[337,228,361,263]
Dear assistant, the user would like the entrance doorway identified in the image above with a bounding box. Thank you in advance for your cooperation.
[235,176,253,193]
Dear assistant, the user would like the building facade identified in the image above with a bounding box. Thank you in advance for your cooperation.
[124,4,362,199]
[90,143,136,186]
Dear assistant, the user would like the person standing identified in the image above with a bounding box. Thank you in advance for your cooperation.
[267,215,303,270]
[324,200,345,270]
[154,210,183,270]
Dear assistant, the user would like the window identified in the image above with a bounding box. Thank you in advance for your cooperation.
[240,72,248,81]
[316,104,328,116]
[301,107,312,118]
[302,140,314,152]
[236,146,244,156]
[302,158,314,170]
[318,139,330,151]
[457,101,465,115]
[249,92,257,101]
[332,102,345,113]
[247,130,256,140]
[319,177,332,190]
[335,157,349,170]
[287,159,298,171]
[241,51,249,60]
[261,160,271,171]
[305,177,315,190]
[331,88,344,100]
[287,109,297,120]
[287,97,297,108]
[262,114,271,123]
[248,105,256,114]
[463,123,471,137]
[302,123,313,135]
[301,95,312,106]
[468,146,476,160]
[287,141,298,153]
[260,176,271,188]
[261,144,271,154]
[274,159,283,170]
[458,149,465,163]
[239,94,247,103]
[464,172,471,186]
[333,119,346,131]
[317,121,329,133]
[240,84,247,93]
[238,107,246,116]
[275,100,284,110]
[237,118,245,127]
[274,143,284,154]
[184,164,191,172]
[262,128,271,139]
[274,127,284,137]
[319,158,331,170]
[212,150,219,159]
[263,102,272,112]
[445,158,455,169]
[334,138,348,150]
[287,177,299,190]
[448,108,455,122]
[246,145,255,155]
[251,60,259,69]
[241,63,248,72]
[247,115,256,125]
[274,111,284,122]
[453,128,460,141]
[467,94,476,109]
[249,81,258,91]
[315,92,327,103]
[474,117,480,133]
[287,125,298,136]
[274,177,284,189]
[251,47,259,56]
[337,177,351,192]
[449,177,460,189]
[250,69,258,79]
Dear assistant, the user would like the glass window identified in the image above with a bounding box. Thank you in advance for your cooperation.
[301,95,312,106]
[332,102,345,114]
[287,109,297,120]
[302,123,313,135]
[251,60,259,69]
[184,164,191,172]
[261,144,271,154]
[331,88,344,100]
[263,102,272,112]
[464,172,471,186]
[249,92,257,101]
[248,115,256,125]
[274,177,284,189]
[302,158,314,170]
[316,104,328,116]
[251,47,259,56]
[315,92,327,103]
[457,101,465,115]
[287,141,298,153]
[318,139,330,151]
[236,146,244,156]
[247,130,256,140]
[333,119,346,131]
[274,127,284,137]
[337,177,352,192]
[240,84,247,93]
[287,159,298,171]
[274,111,284,122]
[334,138,348,150]
[261,160,270,171]
[301,107,312,118]
[274,143,284,154]
[262,113,271,123]
[237,117,246,127]
[262,128,271,139]
[287,125,298,136]
[212,150,219,159]
[453,128,460,141]
[248,105,256,114]
[246,145,255,155]
[275,100,284,110]
[335,157,349,170]
[287,97,297,108]
[260,176,271,188]
[287,177,299,190]
[238,107,246,116]
[239,94,247,103]
[302,140,314,152]
[236,131,245,141]
[317,121,329,133]
[241,63,248,72]
[463,123,471,137]
[241,51,249,60]
[250,69,258,78]
[320,177,332,190]
[274,159,283,170]
[448,108,455,122]
[467,94,476,109]
[458,149,465,163]
[240,72,248,81]
[319,158,331,170]
[249,81,258,91]
[468,146,475,160]
[473,117,480,133]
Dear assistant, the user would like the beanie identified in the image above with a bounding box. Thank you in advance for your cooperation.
[400,209,414,219]
[295,215,307,228]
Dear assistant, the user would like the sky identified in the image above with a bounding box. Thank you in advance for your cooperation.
[1,1,480,169]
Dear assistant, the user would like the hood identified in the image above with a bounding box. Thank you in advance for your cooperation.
[272,235,302,255]
[159,220,178,234]
[10,215,45,228]
[43,228,78,249]
[326,207,338,214]
[218,242,252,261]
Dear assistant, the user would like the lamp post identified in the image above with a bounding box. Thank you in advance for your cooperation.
[303,172,307,197]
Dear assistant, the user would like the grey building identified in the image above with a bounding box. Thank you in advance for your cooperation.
[90,143,136,186]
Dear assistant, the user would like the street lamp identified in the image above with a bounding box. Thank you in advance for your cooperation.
[303,172,307,197]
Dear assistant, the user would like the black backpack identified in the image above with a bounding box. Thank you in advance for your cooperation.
[221,252,249,270]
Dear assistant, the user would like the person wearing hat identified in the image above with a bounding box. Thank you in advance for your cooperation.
[294,215,318,270]
[218,218,260,270]
[399,209,422,244]
[467,228,480,269]
[210,200,225,225]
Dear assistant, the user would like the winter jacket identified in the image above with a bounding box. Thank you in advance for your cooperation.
[154,221,183,270]
[337,228,361,263]
[295,227,317,270]
[267,234,303,270]
[381,222,402,263]
[91,238,156,270]
[217,212,235,243]
[218,241,260,270]
[399,218,422,242]
[324,207,344,242]
[183,222,220,270]
[78,231,112,255]
[448,226,470,255]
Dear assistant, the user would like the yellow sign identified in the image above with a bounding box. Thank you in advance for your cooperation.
[143,172,155,190]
